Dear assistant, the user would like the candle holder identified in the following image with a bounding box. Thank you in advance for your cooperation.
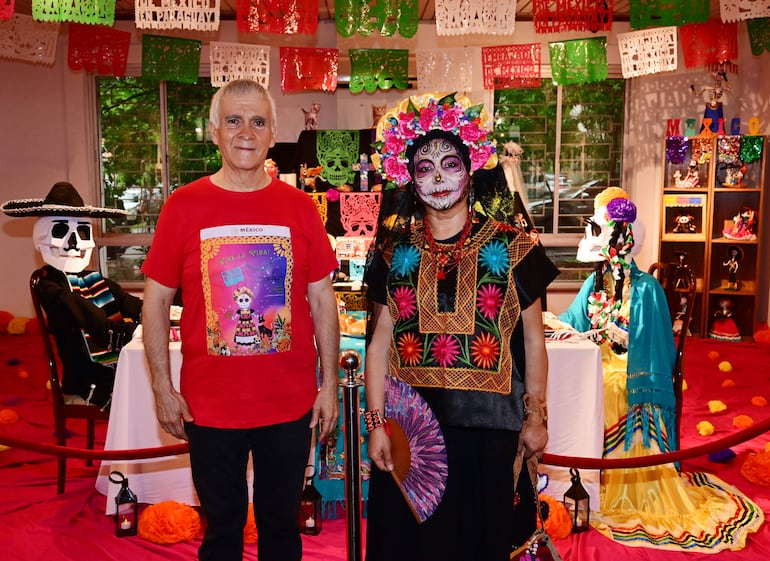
[298,465,323,535]
[109,471,138,537]
[563,468,590,533]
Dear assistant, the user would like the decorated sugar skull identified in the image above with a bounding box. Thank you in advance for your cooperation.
[576,187,644,263]
[317,130,359,187]
[1,181,128,274]
[33,216,95,273]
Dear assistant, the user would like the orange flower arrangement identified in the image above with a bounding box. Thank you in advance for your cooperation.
[138,501,201,544]
[538,494,573,541]
[740,451,770,487]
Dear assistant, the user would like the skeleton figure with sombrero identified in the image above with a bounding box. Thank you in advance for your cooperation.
[2,182,142,409]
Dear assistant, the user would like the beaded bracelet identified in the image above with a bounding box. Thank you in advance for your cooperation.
[363,408,386,432]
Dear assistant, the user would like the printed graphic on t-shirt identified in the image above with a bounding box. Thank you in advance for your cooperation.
[200,224,293,356]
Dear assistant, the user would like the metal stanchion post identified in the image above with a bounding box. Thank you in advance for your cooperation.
[339,349,364,561]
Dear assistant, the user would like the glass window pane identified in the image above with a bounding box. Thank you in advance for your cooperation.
[97,78,221,284]
[166,80,221,191]
[98,77,162,235]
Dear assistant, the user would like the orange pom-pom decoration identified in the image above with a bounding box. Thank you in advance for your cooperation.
[751,396,768,407]
[740,451,770,487]
[707,350,720,361]
[244,503,258,543]
[754,329,770,350]
[721,379,736,388]
[733,415,754,429]
[7,317,28,335]
[138,501,201,544]
[718,361,733,373]
[0,311,13,333]
[0,409,20,424]
[539,494,573,541]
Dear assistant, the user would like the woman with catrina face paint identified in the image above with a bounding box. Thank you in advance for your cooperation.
[362,93,560,561]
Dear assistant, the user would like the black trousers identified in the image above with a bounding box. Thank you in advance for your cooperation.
[187,410,312,561]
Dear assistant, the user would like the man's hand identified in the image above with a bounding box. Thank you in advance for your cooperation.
[154,389,193,441]
[310,382,339,442]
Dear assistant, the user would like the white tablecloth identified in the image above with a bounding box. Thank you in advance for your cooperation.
[541,338,604,507]
[96,333,604,512]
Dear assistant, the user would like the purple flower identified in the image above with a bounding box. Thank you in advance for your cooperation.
[607,197,636,223]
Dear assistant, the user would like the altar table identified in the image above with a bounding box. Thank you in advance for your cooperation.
[96,331,604,512]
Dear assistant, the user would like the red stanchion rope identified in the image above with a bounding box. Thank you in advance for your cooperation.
[0,414,768,468]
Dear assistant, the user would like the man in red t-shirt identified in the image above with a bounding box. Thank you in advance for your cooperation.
[142,79,340,561]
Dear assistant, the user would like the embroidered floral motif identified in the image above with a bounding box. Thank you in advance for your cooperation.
[479,239,510,276]
[477,284,504,320]
[470,332,501,370]
[392,286,417,320]
[430,333,461,368]
[397,332,424,366]
[391,244,421,277]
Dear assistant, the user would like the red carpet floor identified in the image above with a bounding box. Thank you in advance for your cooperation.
[1,332,769,560]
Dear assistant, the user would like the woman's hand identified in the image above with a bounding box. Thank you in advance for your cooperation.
[368,426,394,473]
[519,421,548,460]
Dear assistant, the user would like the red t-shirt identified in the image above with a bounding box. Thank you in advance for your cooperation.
[142,177,338,428]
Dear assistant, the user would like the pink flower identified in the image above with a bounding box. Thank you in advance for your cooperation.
[459,121,482,143]
[470,145,493,171]
[392,286,417,320]
[325,189,340,202]
[430,333,460,368]
[383,157,408,183]
[477,284,503,320]
[439,107,462,132]
[419,105,438,131]
[397,112,418,140]
[384,134,406,156]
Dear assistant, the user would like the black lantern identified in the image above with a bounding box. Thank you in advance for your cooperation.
[298,464,323,535]
[109,470,138,537]
[563,468,590,533]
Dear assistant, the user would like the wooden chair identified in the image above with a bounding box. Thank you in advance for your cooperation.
[30,268,110,494]
[648,261,697,449]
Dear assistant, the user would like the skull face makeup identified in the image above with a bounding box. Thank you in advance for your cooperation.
[413,138,471,211]
[33,216,95,273]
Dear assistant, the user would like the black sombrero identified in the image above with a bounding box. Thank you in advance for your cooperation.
[1,182,127,219]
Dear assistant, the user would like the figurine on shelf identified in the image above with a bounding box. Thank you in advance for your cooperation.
[674,251,693,290]
[722,163,747,188]
[709,297,741,342]
[722,245,743,290]
[371,103,386,128]
[723,206,757,241]
[673,212,698,234]
[691,65,732,135]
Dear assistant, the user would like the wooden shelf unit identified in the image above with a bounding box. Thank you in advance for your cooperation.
[659,135,767,339]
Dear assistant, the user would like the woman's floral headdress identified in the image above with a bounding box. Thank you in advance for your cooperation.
[372,92,498,188]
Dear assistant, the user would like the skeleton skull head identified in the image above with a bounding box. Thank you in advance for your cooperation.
[317,131,358,187]
[33,216,95,273]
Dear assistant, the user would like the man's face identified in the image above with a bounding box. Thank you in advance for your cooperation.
[209,92,276,176]
[413,139,470,211]
[33,216,94,273]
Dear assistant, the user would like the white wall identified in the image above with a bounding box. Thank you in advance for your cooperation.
[1,21,769,322]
